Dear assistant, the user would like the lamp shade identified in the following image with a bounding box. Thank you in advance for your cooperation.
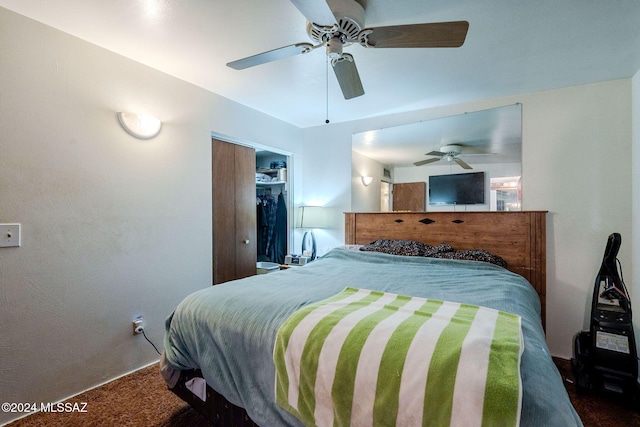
[296,206,327,229]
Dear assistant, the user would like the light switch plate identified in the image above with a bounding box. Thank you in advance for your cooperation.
[0,223,21,247]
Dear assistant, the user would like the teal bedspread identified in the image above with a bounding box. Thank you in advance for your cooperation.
[164,248,582,426]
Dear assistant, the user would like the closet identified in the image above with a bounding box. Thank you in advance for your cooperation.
[212,138,289,285]
[256,150,288,265]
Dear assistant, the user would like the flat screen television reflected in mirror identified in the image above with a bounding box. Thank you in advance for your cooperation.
[429,172,485,205]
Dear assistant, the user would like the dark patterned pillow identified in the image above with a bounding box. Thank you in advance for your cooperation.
[359,239,430,257]
[359,239,507,267]
[431,248,507,268]
[423,242,454,256]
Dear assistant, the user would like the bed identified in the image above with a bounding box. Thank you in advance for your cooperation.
[161,211,582,426]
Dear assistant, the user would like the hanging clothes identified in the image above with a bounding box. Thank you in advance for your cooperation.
[268,192,288,264]
[265,196,278,255]
[256,198,269,259]
[256,193,277,262]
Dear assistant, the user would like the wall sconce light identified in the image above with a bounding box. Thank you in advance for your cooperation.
[117,112,162,139]
[361,176,373,186]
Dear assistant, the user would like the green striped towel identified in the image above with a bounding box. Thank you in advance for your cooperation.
[274,287,523,427]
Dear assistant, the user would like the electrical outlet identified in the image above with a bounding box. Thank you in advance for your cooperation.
[0,224,20,248]
[132,315,144,335]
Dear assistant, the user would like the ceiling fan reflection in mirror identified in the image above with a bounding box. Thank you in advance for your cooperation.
[226,0,469,100]
[413,144,494,170]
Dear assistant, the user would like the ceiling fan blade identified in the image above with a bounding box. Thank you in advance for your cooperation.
[227,43,314,70]
[414,157,441,166]
[454,158,473,169]
[332,54,365,100]
[290,0,337,27]
[359,21,469,49]
[426,150,446,156]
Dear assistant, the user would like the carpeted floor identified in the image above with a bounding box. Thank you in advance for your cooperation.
[553,358,640,427]
[6,363,211,427]
[6,358,640,426]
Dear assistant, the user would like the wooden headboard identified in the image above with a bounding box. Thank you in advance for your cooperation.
[344,211,547,327]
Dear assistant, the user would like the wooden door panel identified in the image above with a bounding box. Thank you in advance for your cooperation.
[212,138,257,284]
[392,182,426,211]
[234,143,257,280]
[212,138,236,284]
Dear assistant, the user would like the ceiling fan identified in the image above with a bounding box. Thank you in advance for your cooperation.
[226,0,469,100]
[413,144,493,170]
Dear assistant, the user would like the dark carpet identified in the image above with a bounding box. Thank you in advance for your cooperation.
[6,363,211,427]
[7,359,639,426]
[553,357,640,426]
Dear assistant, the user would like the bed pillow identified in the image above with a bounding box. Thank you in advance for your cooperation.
[360,239,507,268]
[359,239,430,257]
[430,249,508,268]
[423,242,454,256]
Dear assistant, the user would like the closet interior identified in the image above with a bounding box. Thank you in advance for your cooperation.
[256,150,289,265]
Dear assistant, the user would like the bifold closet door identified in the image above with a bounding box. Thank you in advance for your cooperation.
[212,138,257,284]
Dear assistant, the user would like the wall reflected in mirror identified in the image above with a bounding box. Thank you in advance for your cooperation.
[351,104,522,212]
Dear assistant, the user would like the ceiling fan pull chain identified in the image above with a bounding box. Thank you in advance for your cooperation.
[325,56,330,124]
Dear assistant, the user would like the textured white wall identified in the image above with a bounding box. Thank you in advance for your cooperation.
[520,81,632,357]
[0,9,300,425]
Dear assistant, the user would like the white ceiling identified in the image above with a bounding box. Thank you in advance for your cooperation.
[1,0,639,129]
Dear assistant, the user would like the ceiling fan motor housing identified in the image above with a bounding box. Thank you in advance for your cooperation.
[306,0,365,45]
[440,144,463,155]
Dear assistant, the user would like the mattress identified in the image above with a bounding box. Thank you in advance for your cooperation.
[163,247,582,426]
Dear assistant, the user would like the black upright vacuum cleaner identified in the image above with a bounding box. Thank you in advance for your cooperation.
[572,233,638,400]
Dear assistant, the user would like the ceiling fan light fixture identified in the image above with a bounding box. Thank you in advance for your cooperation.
[326,36,343,59]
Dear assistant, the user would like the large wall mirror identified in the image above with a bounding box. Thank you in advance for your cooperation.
[351,104,522,212]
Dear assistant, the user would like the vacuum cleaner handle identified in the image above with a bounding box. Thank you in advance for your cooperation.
[602,232,621,267]
[598,232,627,302]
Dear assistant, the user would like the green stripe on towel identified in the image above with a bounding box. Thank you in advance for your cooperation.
[273,286,363,408]
[332,294,415,426]
[372,299,442,426]
[423,304,479,425]
[296,291,389,421]
[482,311,523,427]
[274,287,523,427]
